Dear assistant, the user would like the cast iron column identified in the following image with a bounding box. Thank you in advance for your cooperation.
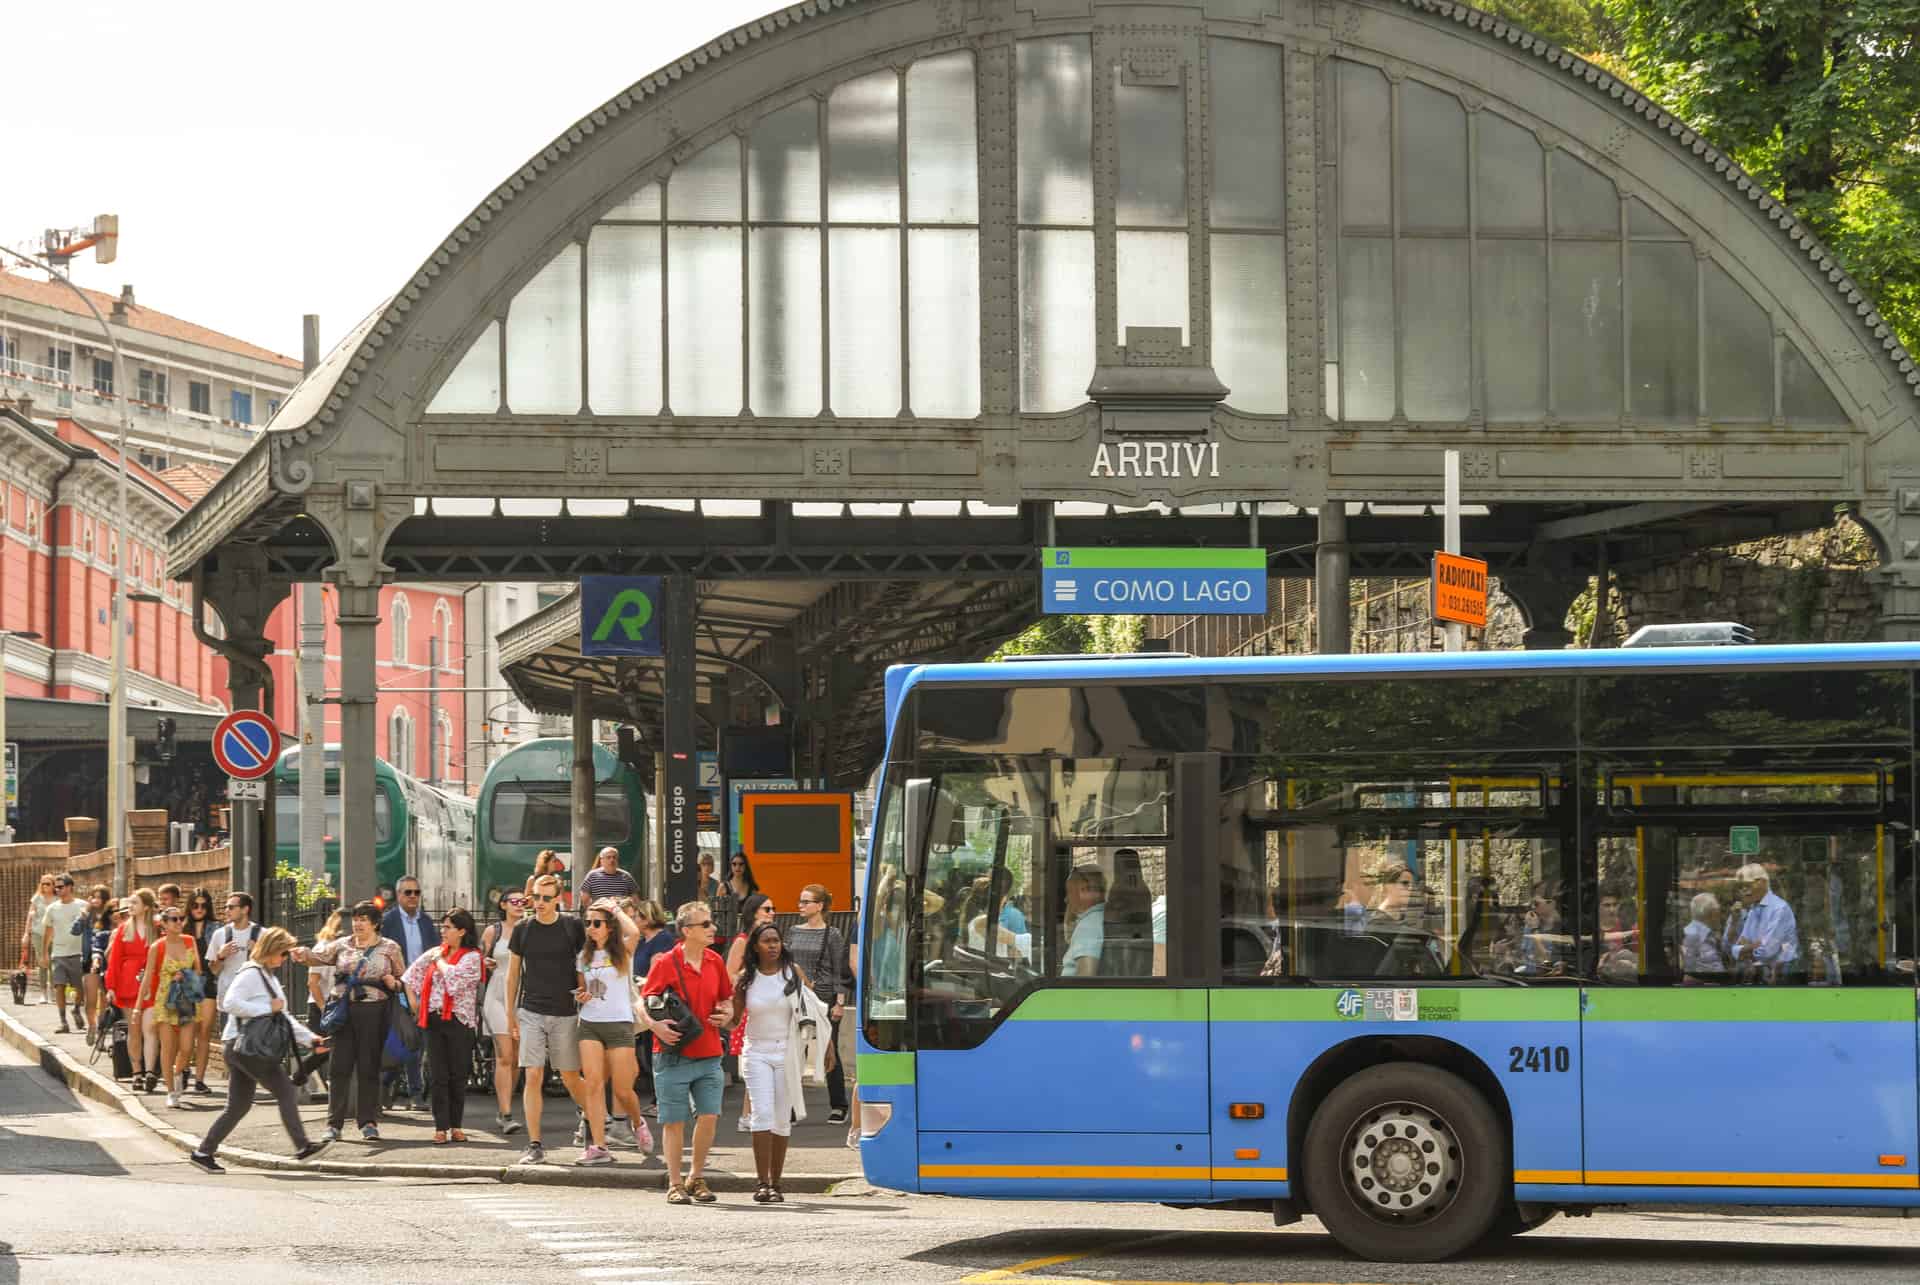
[661,575,699,910]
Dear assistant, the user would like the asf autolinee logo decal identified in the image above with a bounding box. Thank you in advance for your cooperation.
[1335,989,1365,1019]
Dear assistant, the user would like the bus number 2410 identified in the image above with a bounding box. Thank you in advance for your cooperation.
[1508,1045,1571,1073]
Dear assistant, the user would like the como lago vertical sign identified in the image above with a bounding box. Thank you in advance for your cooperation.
[1041,548,1267,615]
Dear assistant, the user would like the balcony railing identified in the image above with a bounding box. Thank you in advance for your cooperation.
[0,356,267,437]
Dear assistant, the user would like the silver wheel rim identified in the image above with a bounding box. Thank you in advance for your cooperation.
[1341,1098,1462,1225]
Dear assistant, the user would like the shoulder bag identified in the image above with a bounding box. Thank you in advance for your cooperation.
[232,965,295,1064]
[317,951,371,1034]
[641,949,705,1052]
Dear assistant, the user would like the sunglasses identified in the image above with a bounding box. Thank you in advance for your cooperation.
[683,918,713,929]
[534,893,558,903]
[504,897,526,907]
[400,889,421,897]
[163,914,185,922]
[586,918,611,928]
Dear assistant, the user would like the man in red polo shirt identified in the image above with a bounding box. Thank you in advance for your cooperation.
[640,901,734,1204]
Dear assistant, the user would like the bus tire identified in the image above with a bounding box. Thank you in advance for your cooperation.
[1301,1061,1505,1262]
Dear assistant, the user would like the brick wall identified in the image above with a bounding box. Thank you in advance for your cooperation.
[1,842,233,964]
[0,842,71,963]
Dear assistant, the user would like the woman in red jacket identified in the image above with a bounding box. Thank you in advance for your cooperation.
[103,890,157,1084]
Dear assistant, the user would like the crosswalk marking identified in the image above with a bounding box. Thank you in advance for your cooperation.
[572,1270,674,1280]
[446,1190,698,1282]
[560,1251,654,1263]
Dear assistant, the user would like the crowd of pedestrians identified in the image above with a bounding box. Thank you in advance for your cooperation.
[13,850,861,1197]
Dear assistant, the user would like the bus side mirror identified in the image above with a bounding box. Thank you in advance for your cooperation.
[903,778,933,881]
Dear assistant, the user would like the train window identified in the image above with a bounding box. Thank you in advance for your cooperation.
[273,790,392,845]
[488,782,631,844]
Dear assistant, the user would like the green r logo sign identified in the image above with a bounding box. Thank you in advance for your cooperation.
[579,575,664,656]
[591,588,655,642]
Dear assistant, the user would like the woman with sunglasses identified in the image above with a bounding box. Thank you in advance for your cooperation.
[572,898,649,1166]
[401,908,484,1143]
[295,901,405,1142]
[184,889,219,1096]
[141,903,206,1108]
[481,889,526,1134]
[104,890,156,1084]
[23,873,55,1004]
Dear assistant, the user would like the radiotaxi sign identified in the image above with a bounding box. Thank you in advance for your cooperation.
[1042,547,1266,615]
[1431,551,1489,629]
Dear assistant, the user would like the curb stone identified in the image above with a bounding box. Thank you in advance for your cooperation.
[0,1005,857,1192]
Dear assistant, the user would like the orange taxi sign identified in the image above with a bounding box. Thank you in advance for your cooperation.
[1431,551,1489,629]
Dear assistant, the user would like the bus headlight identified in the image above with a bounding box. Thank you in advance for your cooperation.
[858,1101,893,1140]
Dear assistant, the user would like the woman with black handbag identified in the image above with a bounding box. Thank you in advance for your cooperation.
[188,927,330,1173]
[294,900,404,1142]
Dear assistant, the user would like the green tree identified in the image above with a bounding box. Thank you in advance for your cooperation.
[990,613,1145,660]
[1481,0,1920,354]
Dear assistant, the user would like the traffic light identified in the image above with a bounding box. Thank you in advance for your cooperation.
[155,716,176,762]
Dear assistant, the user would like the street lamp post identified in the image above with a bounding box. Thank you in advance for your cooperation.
[0,629,43,845]
[2,218,134,893]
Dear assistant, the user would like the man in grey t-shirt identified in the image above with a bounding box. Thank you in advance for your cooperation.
[205,892,261,1006]
[40,875,90,1033]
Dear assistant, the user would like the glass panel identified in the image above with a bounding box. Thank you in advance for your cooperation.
[1583,669,1910,747]
[603,180,661,222]
[1783,337,1846,422]
[1629,241,1698,422]
[1337,61,1391,229]
[828,69,900,223]
[1550,151,1618,237]
[1402,238,1470,420]
[1209,38,1284,228]
[748,100,821,223]
[907,52,978,224]
[1054,758,1171,839]
[666,227,743,415]
[1018,36,1093,225]
[1550,241,1622,420]
[586,226,662,415]
[487,782,633,845]
[667,135,742,223]
[1629,198,1684,239]
[426,320,500,413]
[1704,261,1774,421]
[504,244,581,414]
[909,228,981,417]
[1478,241,1547,421]
[1338,237,1395,420]
[1018,229,1096,411]
[748,226,822,417]
[862,786,909,1037]
[1210,233,1287,413]
[1399,82,1467,232]
[1116,229,1189,344]
[1114,72,1186,227]
[1476,114,1544,235]
[828,227,901,416]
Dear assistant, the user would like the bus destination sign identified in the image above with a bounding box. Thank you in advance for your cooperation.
[1042,547,1267,616]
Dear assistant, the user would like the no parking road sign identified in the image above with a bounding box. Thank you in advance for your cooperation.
[212,710,281,781]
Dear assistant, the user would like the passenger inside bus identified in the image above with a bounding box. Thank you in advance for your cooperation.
[1725,861,1799,979]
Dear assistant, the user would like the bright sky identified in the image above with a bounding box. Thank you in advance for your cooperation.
[4,0,778,358]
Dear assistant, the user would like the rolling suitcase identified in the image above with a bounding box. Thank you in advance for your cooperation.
[110,1015,134,1081]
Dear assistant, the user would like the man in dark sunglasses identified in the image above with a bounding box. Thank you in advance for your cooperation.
[505,873,590,1165]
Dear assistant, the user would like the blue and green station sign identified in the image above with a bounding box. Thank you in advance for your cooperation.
[1041,547,1267,615]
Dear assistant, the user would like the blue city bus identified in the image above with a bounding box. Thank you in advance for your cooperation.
[855,643,1920,1261]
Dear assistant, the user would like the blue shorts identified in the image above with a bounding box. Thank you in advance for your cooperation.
[652,1050,724,1124]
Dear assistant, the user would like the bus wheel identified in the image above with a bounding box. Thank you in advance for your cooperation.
[1301,1062,1504,1262]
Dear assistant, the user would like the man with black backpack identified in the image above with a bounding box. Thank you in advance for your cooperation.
[638,901,734,1204]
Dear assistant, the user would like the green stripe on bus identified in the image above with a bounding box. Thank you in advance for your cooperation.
[1583,989,1914,1022]
[1042,547,1266,570]
[1007,989,1209,1022]
[1209,988,1580,1023]
[857,1052,915,1085]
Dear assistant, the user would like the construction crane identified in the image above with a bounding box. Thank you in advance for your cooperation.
[38,215,119,266]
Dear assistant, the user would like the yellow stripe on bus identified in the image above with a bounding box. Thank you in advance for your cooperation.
[1584,1170,1918,1190]
[921,1164,1287,1182]
[1513,1169,1581,1184]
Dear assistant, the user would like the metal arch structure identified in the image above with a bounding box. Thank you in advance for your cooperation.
[166,0,1920,901]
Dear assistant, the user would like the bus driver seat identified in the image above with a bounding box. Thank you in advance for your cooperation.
[1100,849,1155,976]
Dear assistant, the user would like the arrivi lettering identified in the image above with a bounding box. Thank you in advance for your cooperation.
[1090,440,1221,479]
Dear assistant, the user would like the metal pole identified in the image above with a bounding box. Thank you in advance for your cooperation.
[1443,450,1464,653]
[297,317,326,876]
[570,678,595,879]
[1315,505,1351,655]
[336,585,380,903]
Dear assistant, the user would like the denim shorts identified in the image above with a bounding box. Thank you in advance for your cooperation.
[652,1049,724,1124]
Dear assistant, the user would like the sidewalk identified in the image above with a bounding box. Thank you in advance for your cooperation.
[0,991,866,1191]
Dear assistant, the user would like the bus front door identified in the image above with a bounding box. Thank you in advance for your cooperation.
[914,759,1210,1201]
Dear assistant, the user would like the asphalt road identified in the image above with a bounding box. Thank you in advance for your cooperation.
[6,1036,1920,1284]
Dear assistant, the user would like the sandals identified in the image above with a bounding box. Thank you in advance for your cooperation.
[450,1129,468,1143]
[687,1176,716,1203]
[753,1183,771,1204]
[433,1132,449,1145]
[767,1185,785,1203]
[666,1184,691,1205]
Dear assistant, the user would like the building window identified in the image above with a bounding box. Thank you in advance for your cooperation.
[188,381,211,414]
[267,398,281,420]
[91,357,114,396]
[137,369,169,405]
[391,593,411,665]
[433,600,453,664]
[46,348,73,382]
[136,450,170,472]
[389,708,415,775]
[437,710,455,784]
[230,390,253,424]
[1,335,18,374]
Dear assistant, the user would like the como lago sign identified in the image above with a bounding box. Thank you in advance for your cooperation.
[1042,548,1267,616]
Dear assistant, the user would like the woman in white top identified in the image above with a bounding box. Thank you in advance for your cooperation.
[189,926,329,1173]
[572,899,648,1167]
[733,921,810,1203]
[479,890,525,1135]
[23,874,54,1003]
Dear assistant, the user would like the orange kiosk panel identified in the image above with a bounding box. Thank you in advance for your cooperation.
[738,791,855,910]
